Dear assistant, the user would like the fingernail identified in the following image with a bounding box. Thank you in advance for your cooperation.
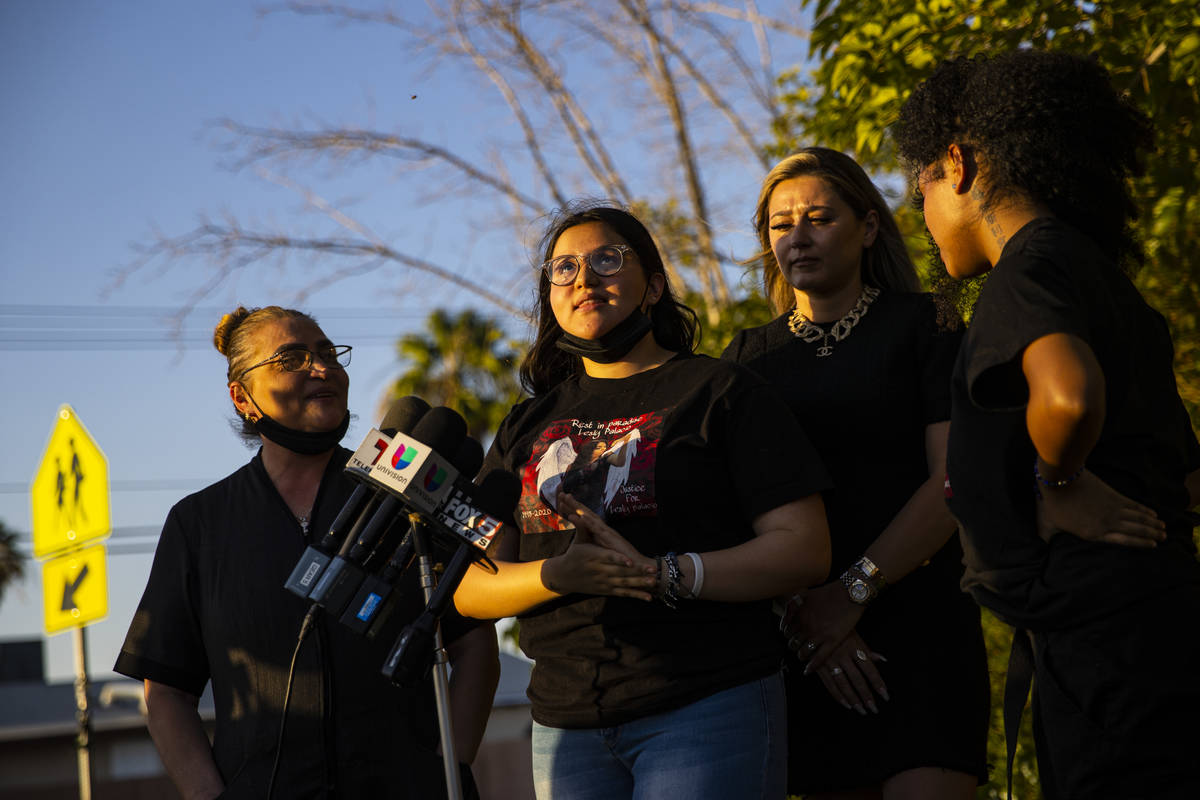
[803,665,811,676]
[854,704,865,716]
[879,687,890,701]
[840,701,851,710]
[867,701,878,714]
[876,654,889,662]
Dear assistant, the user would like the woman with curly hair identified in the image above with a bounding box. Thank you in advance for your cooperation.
[895,50,1200,799]
[724,147,989,799]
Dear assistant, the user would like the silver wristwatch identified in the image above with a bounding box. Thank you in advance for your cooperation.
[839,556,886,605]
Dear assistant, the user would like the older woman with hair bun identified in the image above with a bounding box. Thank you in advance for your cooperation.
[115,305,499,799]
[723,147,989,799]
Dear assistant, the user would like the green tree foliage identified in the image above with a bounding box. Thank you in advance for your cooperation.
[0,520,26,608]
[631,198,775,355]
[386,309,524,441]
[773,0,1200,426]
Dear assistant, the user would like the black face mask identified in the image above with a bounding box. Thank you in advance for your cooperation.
[251,411,350,455]
[241,384,350,455]
[555,306,654,364]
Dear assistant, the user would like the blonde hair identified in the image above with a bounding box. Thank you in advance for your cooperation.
[751,148,919,314]
[213,305,317,383]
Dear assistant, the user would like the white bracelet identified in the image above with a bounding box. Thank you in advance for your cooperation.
[684,552,704,598]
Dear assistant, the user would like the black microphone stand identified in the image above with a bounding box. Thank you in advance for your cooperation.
[387,513,464,800]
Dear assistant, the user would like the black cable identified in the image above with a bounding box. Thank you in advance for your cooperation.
[267,604,320,800]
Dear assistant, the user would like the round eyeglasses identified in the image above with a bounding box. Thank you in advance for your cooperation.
[542,244,633,286]
[238,344,352,379]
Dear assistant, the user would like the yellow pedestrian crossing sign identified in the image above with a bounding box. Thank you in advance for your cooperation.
[42,545,108,635]
[30,405,111,559]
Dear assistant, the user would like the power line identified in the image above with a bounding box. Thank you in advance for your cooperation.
[0,305,428,350]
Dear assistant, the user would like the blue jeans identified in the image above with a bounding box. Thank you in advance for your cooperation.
[531,672,786,800]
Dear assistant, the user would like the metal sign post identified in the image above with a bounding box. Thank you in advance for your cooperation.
[73,626,92,800]
[30,405,110,800]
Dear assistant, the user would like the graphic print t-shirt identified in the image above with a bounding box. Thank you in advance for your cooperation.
[483,353,830,727]
[521,410,661,531]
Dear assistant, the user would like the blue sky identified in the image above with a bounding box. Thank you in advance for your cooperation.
[0,1,808,682]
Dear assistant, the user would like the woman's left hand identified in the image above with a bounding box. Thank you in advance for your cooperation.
[811,631,888,715]
[556,492,658,573]
[780,581,866,673]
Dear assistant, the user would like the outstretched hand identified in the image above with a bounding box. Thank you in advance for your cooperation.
[540,492,658,601]
[1037,468,1166,549]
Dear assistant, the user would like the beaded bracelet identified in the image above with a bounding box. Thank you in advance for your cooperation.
[663,552,685,608]
[1033,459,1082,499]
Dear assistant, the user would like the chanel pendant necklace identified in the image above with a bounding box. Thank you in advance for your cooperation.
[787,285,880,357]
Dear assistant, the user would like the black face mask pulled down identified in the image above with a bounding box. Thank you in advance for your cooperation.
[555,306,653,364]
[250,411,350,455]
[242,383,350,455]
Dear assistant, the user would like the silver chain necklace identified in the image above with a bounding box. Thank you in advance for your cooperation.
[787,285,880,357]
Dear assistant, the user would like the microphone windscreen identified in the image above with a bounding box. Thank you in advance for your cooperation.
[452,437,485,479]
[380,396,431,436]
[410,406,468,457]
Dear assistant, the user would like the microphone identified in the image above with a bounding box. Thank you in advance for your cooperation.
[382,467,521,686]
[308,408,472,614]
[284,396,430,598]
[338,437,487,636]
[366,405,466,514]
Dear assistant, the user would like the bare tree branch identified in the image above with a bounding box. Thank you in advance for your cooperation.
[621,0,732,315]
[672,0,809,39]
[743,0,776,103]
[446,2,569,207]
[481,0,633,202]
[117,222,524,318]
[119,1,810,343]
[687,8,776,113]
[218,121,547,212]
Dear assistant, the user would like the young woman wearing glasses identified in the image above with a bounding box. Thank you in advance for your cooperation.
[115,305,500,799]
[455,202,833,800]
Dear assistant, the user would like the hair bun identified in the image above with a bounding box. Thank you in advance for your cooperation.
[213,306,254,356]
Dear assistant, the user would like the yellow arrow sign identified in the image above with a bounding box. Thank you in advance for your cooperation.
[42,545,109,635]
[30,405,111,559]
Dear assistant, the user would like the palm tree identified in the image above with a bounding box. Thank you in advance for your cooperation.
[386,309,525,442]
[0,520,26,608]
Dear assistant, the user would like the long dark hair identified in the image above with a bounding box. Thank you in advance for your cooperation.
[894,50,1151,274]
[750,148,920,315]
[520,202,699,396]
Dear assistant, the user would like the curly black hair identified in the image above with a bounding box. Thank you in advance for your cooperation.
[894,50,1151,274]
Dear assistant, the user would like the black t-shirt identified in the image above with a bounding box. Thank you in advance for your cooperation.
[483,353,830,728]
[724,291,964,578]
[947,218,1200,630]
[115,447,474,799]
